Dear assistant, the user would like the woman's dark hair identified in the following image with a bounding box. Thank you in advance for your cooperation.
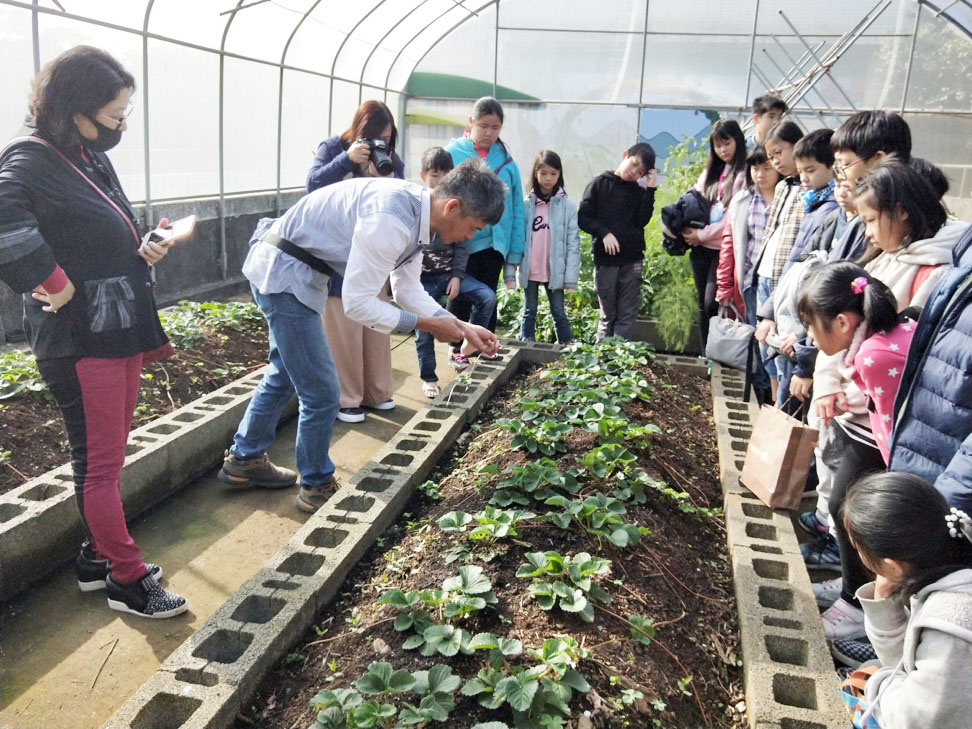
[469,96,508,157]
[702,119,747,206]
[745,143,780,187]
[855,158,947,259]
[29,45,135,149]
[530,149,564,198]
[909,156,949,199]
[340,100,398,160]
[765,120,804,147]
[796,261,899,338]
[793,128,835,168]
[841,471,972,599]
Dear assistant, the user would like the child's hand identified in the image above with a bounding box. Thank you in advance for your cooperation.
[790,375,813,402]
[505,280,516,290]
[446,276,461,300]
[755,318,776,343]
[683,228,702,246]
[815,392,847,428]
[874,573,898,600]
[602,233,620,255]
[780,333,799,357]
[639,169,659,188]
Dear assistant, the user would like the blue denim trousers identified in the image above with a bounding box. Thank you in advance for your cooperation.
[415,273,495,382]
[743,285,771,393]
[756,275,777,380]
[519,281,572,344]
[230,286,340,486]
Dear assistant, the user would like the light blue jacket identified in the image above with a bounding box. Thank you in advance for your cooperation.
[506,191,581,290]
[445,137,525,265]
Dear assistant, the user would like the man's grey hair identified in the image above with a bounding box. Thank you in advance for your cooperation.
[431,158,506,225]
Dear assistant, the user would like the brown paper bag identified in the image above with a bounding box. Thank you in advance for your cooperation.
[739,404,818,510]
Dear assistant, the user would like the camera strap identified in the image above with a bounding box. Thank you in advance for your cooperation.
[260,232,336,277]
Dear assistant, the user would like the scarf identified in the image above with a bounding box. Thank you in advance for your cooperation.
[803,179,835,212]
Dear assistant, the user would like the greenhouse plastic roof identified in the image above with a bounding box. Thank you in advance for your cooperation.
[2,0,969,205]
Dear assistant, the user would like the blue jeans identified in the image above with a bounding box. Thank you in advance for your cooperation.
[756,275,777,380]
[415,273,495,382]
[230,286,340,486]
[520,281,572,344]
[743,285,771,393]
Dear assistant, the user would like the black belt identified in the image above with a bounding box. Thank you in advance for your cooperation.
[261,232,335,277]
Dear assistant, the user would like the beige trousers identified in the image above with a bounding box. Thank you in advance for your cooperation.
[322,296,393,409]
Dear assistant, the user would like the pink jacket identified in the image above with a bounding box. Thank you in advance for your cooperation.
[695,169,746,250]
[852,319,917,463]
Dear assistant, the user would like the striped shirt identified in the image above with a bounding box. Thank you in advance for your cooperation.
[744,189,769,290]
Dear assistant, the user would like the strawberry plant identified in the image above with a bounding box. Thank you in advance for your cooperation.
[515,551,611,622]
[495,418,571,456]
[438,507,536,563]
[543,493,648,548]
[485,459,581,508]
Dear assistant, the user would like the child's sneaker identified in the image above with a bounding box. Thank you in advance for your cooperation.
[798,509,830,536]
[217,451,297,489]
[801,533,841,572]
[821,598,866,641]
[296,476,340,514]
[830,638,877,668]
[812,576,843,610]
[106,572,188,619]
[449,352,470,372]
[76,542,162,592]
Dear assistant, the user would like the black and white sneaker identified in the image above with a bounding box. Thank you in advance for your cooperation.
[106,572,188,619]
[76,543,162,592]
[830,638,878,668]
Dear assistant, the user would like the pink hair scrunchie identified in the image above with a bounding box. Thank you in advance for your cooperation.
[851,276,869,294]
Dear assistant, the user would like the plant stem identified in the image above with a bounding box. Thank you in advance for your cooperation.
[302,616,396,648]
[640,546,724,603]
[594,604,709,726]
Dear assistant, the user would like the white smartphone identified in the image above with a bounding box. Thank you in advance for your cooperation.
[149,214,197,246]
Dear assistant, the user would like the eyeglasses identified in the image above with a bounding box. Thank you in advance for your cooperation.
[832,155,872,181]
[97,101,135,131]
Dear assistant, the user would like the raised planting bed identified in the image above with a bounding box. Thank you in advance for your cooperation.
[0,300,268,494]
[231,340,744,729]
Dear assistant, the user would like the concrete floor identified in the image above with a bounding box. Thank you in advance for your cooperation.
[0,333,459,729]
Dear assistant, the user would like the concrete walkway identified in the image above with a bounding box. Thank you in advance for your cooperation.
[0,334,459,729]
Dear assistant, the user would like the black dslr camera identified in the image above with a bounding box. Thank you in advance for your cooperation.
[358,138,394,176]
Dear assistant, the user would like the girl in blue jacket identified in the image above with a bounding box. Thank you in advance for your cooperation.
[446,97,525,334]
[507,150,580,344]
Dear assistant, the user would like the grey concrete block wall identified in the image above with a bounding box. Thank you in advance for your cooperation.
[710,363,846,729]
[0,367,281,600]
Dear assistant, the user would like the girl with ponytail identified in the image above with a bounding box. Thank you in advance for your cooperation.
[794,261,918,642]
[837,471,972,729]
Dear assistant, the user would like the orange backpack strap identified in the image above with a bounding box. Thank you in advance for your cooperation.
[840,664,880,698]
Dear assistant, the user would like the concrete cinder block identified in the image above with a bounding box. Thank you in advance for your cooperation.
[724,494,802,557]
[101,669,240,729]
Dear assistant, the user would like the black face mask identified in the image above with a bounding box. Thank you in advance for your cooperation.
[83,118,123,152]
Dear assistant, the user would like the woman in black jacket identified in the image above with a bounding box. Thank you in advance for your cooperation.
[0,46,187,618]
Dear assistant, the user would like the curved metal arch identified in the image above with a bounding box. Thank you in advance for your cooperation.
[358,0,434,106]
[141,0,156,227]
[327,0,390,134]
[216,1,247,282]
[382,2,469,97]
[395,0,498,99]
[275,0,325,213]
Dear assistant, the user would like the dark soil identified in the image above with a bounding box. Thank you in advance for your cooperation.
[233,356,744,729]
[0,326,268,494]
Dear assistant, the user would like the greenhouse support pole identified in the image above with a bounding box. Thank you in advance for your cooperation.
[764,45,842,127]
[637,0,649,136]
[328,1,387,135]
[30,0,40,73]
[217,3,246,282]
[492,0,499,96]
[743,0,759,109]
[778,10,861,112]
[899,3,922,113]
[751,66,809,131]
[360,0,430,107]
[141,2,155,229]
[383,4,465,100]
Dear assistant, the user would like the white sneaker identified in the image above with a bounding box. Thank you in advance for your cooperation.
[821,598,866,641]
[365,399,395,411]
[812,577,842,610]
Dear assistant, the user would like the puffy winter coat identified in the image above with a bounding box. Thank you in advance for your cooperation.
[506,191,580,290]
[661,189,709,250]
[715,187,752,312]
[890,223,972,512]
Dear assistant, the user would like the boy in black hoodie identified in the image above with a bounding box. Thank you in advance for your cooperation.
[578,143,658,341]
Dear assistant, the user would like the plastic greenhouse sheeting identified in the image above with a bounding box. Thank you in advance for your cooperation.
[1,0,969,206]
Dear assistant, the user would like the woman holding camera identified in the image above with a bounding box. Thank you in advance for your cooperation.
[305,101,404,428]
[0,46,187,617]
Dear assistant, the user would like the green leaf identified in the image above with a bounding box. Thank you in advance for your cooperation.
[442,565,493,595]
[438,511,473,532]
[515,551,550,578]
[497,675,539,712]
[401,634,426,650]
[561,668,590,693]
[497,636,523,656]
[556,586,589,615]
[378,589,420,610]
[355,661,415,695]
[629,614,656,645]
[467,632,499,651]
